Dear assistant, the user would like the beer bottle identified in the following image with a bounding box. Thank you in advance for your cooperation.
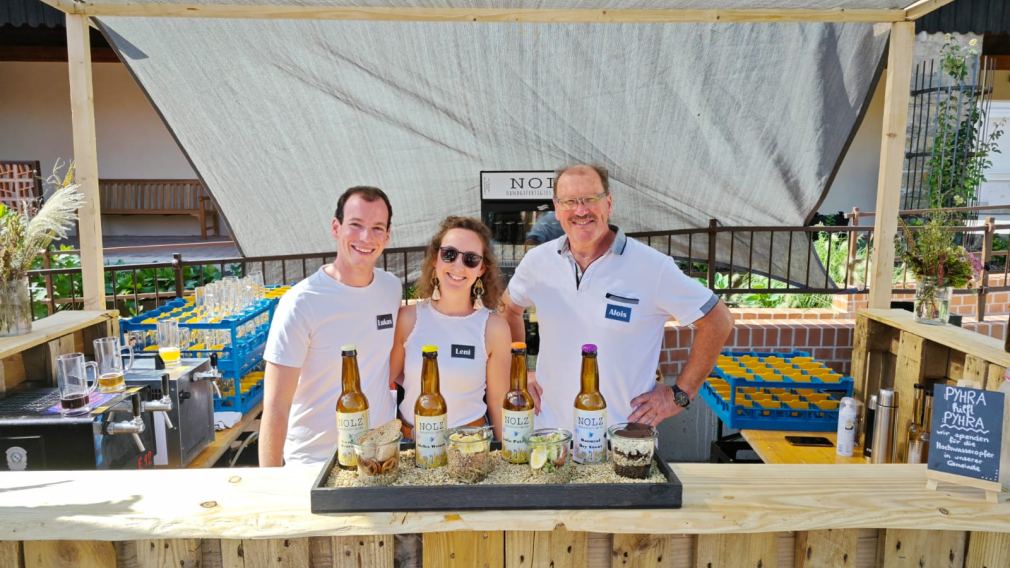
[414,345,448,468]
[573,343,607,464]
[336,344,369,469]
[502,342,535,464]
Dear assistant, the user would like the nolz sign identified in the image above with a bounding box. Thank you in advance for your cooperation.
[926,384,1007,502]
[480,171,554,201]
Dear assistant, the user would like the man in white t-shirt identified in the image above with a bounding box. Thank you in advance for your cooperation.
[259,186,402,466]
[502,165,734,430]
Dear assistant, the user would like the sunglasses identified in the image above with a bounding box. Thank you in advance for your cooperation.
[439,246,484,269]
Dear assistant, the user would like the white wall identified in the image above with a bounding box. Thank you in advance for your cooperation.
[0,61,209,236]
[816,74,884,218]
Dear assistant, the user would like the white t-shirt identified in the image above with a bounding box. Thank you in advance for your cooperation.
[399,301,491,429]
[264,267,401,465]
[508,228,718,430]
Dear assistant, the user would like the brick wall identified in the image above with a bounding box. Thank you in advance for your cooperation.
[831,274,1010,320]
[659,307,1009,381]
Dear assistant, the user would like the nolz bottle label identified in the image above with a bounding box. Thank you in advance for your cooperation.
[574,409,607,464]
[414,414,448,468]
[503,409,534,461]
[336,410,369,467]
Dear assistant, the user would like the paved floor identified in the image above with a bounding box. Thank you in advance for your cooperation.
[57,236,241,265]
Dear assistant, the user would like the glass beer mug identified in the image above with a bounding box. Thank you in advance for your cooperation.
[156,319,182,368]
[55,353,99,416]
[92,336,136,393]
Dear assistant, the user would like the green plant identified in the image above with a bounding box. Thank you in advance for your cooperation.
[898,215,975,287]
[925,36,1005,213]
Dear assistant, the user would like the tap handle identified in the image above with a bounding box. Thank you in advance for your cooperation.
[131,392,142,418]
[209,352,218,370]
[160,373,171,400]
[131,433,145,453]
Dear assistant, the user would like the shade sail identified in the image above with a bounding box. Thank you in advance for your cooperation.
[96,17,887,287]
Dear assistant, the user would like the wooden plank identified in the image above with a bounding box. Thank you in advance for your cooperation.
[23,541,116,568]
[66,13,106,311]
[588,533,613,568]
[904,0,957,20]
[947,351,966,383]
[4,465,1010,539]
[984,364,1004,391]
[506,527,586,568]
[962,355,988,388]
[866,21,915,309]
[203,539,223,568]
[852,316,871,400]
[0,542,22,568]
[330,536,393,568]
[39,1,907,23]
[423,531,504,568]
[795,529,861,567]
[0,353,26,394]
[611,534,686,568]
[881,530,966,567]
[860,310,1010,368]
[741,430,864,465]
[695,533,777,567]
[129,539,202,567]
[220,539,310,568]
[892,333,948,457]
[965,532,1010,568]
[0,311,118,360]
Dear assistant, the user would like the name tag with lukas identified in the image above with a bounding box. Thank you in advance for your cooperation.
[375,314,394,330]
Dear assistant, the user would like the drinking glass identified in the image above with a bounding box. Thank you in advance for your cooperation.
[56,353,98,415]
[157,319,182,368]
[92,336,134,393]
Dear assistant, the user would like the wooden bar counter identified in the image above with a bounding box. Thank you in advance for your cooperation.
[1,463,1007,567]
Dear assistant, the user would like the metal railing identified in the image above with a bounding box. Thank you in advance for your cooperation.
[27,214,1010,321]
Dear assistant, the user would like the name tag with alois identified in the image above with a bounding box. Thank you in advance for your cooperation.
[376,314,394,330]
[451,344,475,359]
[605,303,631,323]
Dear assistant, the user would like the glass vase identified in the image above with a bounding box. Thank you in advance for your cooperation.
[913,276,952,325]
[0,277,32,337]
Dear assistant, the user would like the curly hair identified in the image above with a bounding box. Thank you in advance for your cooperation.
[416,216,504,310]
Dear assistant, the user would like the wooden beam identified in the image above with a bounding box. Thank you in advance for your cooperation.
[867,22,915,310]
[65,14,106,311]
[38,1,905,23]
[904,0,957,21]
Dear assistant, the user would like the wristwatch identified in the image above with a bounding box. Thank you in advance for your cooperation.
[671,384,691,408]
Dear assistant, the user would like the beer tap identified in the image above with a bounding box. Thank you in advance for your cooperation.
[104,392,146,452]
[142,372,175,430]
[194,353,223,398]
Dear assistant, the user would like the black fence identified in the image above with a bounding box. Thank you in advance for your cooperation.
[27,215,1010,321]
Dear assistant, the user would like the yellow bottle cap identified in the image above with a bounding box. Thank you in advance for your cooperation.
[511,342,526,350]
[422,345,438,353]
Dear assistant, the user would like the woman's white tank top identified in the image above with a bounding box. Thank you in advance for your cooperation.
[400,301,490,428]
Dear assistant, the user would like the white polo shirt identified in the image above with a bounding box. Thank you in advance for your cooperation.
[508,227,718,430]
[264,267,401,465]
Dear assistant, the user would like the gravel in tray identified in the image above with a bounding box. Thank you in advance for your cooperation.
[325,449,666,488]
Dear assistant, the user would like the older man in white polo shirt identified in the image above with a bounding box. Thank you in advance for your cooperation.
[502,164,734,430]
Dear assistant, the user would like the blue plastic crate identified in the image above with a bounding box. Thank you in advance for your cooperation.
[701,350,853,431]
[214,372,265,413]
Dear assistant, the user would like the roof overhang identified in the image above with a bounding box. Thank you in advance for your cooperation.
[39,0,955,23]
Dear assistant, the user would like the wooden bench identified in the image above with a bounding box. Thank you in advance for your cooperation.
[0,160,43,210]
[99,178,220,239]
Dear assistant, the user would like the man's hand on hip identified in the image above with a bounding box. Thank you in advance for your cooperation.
[629,384,683,426]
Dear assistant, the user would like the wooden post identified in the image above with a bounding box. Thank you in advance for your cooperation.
[66,14,106,311]
[867,22,915,309]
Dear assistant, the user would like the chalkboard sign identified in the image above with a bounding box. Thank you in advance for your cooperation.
[928,384,1005,483]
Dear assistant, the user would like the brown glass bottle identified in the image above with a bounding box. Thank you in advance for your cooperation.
[502,342,535,464]
[414,345,448,468]
[573,343,607,464]
[336,344,369,469]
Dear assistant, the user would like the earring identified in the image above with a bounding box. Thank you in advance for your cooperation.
[472,278,485,309]
[431,276,441,301]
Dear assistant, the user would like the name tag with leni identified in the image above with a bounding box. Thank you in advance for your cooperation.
[605,303,631,323]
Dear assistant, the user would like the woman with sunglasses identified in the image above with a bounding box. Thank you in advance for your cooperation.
[390,216,511,441]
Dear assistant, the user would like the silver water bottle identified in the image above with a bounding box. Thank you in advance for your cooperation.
[871,389,898,464]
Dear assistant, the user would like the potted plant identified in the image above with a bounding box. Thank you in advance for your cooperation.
[0,166,85,336]
[899,216,977,325]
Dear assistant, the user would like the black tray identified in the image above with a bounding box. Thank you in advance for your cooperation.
[310,442,682,513]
